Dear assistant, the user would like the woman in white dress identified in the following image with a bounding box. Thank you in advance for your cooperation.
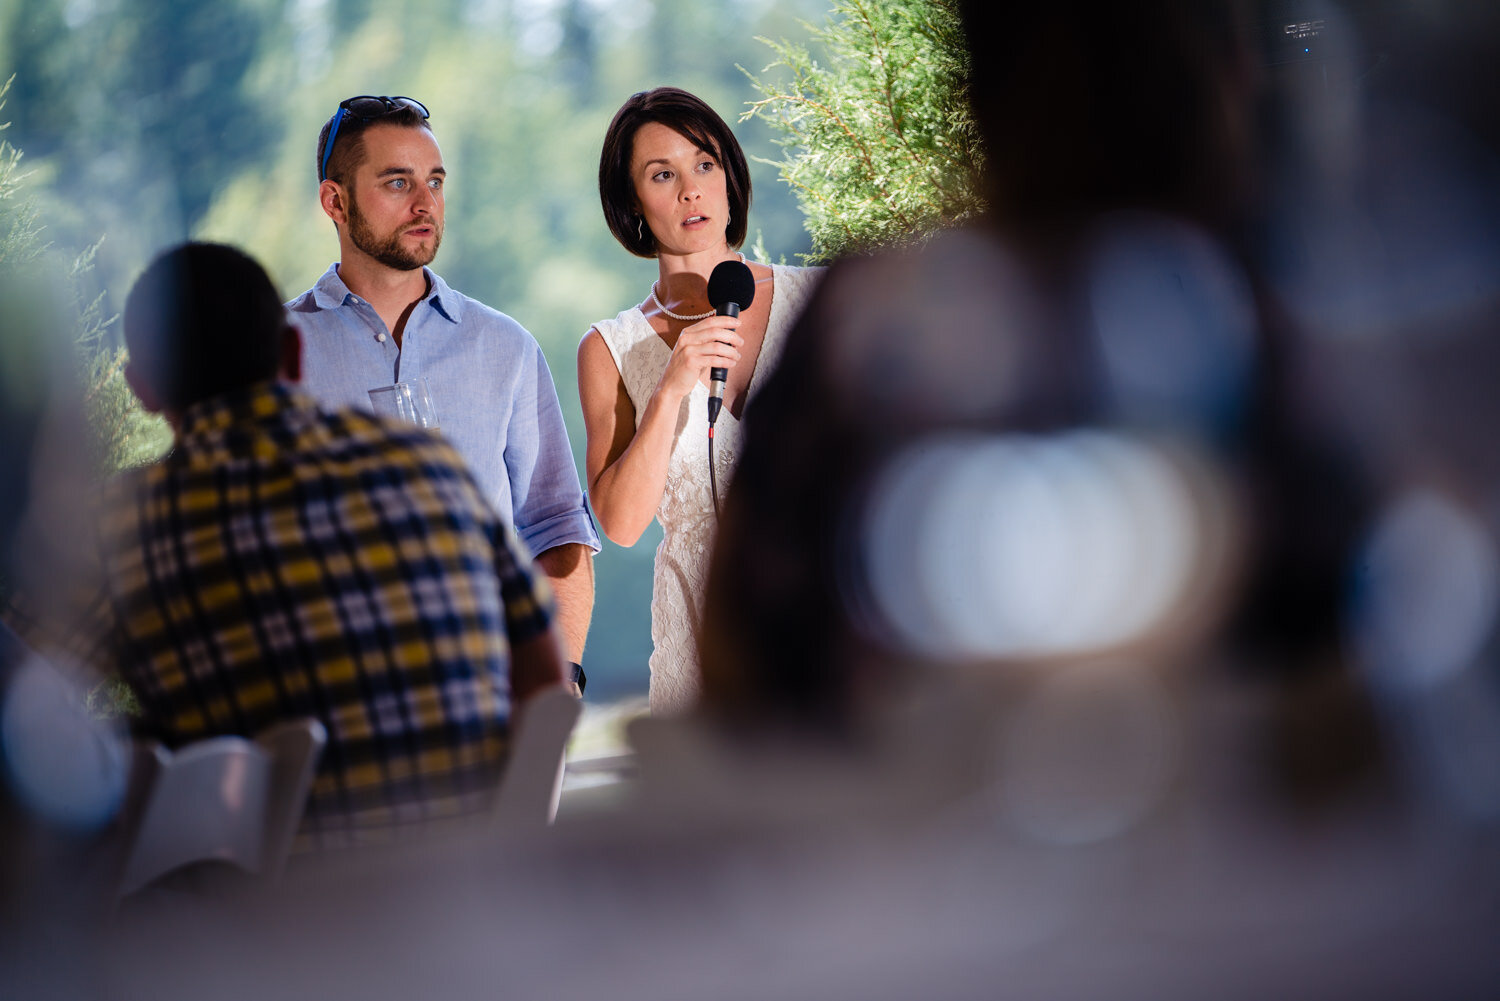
[579,88,820,714]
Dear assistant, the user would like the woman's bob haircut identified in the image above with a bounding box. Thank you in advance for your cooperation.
[599,87,752,258]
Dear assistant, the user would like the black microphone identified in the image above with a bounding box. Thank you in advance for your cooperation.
[705,259,755,426]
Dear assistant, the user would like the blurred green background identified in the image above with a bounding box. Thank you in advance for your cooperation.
[0,0,829,701]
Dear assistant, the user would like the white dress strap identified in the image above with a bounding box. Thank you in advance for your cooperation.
[592,307,665,420]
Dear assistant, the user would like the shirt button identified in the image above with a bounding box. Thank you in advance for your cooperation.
[376,333,387,343]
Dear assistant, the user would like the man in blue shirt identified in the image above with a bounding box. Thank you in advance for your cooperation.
[287,96,599,674]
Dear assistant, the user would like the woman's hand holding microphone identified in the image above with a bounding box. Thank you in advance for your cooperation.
[656,315,742,403]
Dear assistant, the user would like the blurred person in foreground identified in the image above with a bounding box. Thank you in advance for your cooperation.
[62,242,565,848]
[287,95,598,688]
[580,87,821,715]
[694,0,1386,814]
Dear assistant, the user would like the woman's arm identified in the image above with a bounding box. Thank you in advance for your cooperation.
[578,317,742,545]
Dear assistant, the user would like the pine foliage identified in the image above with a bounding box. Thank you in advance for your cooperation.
[0,78,170,479]
[73,238,173,475]
[743,0,983,262]
[0,77,44,267]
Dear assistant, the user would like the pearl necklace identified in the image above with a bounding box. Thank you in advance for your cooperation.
[650,254,747,322]
[650,285,714,321]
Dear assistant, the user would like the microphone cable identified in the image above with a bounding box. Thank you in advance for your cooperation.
[708,411,722,521]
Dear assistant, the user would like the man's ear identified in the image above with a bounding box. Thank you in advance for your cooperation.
[123,361,164,414]
[319,179,347,227]
[279,324,303,384]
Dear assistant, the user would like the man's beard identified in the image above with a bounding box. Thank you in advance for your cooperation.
[347,192,442,271]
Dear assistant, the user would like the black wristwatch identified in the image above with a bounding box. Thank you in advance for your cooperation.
[568,661,587,695]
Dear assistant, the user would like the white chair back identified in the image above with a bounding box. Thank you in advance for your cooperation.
[116,717,325,898]
[492,685,581,829]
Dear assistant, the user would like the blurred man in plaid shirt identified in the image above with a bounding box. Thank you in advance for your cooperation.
[72,241,566,846]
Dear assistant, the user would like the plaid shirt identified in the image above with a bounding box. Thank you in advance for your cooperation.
[84,382,552,846]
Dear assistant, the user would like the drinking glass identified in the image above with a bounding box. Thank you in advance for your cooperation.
[368,377,441,431]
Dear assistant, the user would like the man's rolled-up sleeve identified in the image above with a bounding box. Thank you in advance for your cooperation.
[504,343,602,558]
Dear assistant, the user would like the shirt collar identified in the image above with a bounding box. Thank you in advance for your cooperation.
[422,269,463,324]
[311,264,462,324]
[176,381,313,441]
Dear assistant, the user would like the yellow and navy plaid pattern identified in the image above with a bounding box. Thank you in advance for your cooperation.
[89,382,551,846]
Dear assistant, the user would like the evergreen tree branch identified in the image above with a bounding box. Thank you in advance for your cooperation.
[742,0,984,261]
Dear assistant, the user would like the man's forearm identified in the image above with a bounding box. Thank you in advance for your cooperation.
[533,543,594,664]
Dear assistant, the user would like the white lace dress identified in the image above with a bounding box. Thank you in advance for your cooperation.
[593,264,822,714]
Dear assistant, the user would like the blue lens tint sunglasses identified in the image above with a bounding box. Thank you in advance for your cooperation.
[319,95,431,182]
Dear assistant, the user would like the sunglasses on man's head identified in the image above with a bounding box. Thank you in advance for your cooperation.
[319,95,431,182]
